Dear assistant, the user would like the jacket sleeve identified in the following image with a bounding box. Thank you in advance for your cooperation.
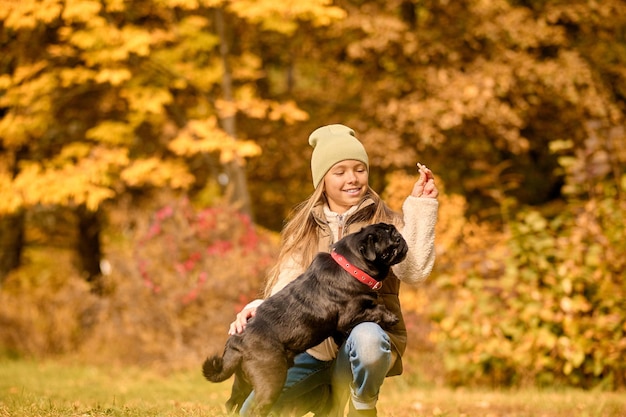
[268,254,304,296]
[391,196,438,285]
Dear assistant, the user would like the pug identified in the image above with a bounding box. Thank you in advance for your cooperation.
[202,222,408,417]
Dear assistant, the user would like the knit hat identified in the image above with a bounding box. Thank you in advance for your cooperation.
[308,124,369,188]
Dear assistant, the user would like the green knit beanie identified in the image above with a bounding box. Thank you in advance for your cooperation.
[308,124,369,188]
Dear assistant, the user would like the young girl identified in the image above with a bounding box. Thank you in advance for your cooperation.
[229,124,439,416]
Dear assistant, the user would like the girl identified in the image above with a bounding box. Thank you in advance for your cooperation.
[229,124,439,416]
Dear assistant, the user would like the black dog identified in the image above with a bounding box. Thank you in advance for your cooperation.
[202,223,408,416]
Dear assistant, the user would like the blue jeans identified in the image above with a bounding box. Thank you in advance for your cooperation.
[240,322,393,416]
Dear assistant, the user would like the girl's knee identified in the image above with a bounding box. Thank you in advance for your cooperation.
[349,323,392,364]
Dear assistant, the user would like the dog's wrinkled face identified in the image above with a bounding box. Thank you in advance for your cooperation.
[357,223,408,266]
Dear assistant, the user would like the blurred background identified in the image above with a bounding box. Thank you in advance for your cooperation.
[0,0,624,390]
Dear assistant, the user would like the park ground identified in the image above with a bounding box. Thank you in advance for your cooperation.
[1,357,625,417]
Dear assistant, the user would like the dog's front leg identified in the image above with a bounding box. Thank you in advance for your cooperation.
[338,302,398,333]
[369,304,399,329]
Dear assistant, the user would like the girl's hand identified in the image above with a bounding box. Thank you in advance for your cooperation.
[228,306,257,335]
[411,163,439,199]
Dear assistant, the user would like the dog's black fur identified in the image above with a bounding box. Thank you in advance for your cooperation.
[202,223,408,417]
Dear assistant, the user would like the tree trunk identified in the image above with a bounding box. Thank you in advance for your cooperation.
[0,211,25,286]
[76,205,103,295]
[215,7,253,218]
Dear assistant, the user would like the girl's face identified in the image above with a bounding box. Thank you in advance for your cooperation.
[323,160,369,213]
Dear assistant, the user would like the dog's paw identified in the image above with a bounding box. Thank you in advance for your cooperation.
[386,312,400,326]
[379,309,399,328]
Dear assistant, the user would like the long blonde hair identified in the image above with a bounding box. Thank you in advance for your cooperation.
[263,183,401,297]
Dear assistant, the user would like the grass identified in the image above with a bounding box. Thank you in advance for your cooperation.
[1,357,625,417]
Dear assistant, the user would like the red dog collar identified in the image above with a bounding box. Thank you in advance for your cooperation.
[331,249,382,290]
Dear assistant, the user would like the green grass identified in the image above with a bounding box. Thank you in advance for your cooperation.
[0,358,224,417]
[1,357,625,417]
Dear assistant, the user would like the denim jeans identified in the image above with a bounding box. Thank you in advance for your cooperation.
[239,322,393,416]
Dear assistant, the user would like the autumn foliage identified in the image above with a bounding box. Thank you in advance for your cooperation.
[425,188,626,389]
[1,0,625,389]
[0,197,276,369]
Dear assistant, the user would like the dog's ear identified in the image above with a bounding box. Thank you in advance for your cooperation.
[359,234,378,261]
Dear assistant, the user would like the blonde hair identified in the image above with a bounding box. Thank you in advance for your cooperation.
[263,184,401,297]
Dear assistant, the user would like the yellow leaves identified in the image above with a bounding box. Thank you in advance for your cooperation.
[559,296,592,314]
[103,0,126,13]
[232,52,264,81]
[61,27,102,51]
[0,62,55,119]
[122,87,172,114]
[3,146,129,213]
[62,65,130,89]
[558,336,586,375]
[9,61,48,85]
[218,89,309,124]
[59,67,96,87]
[230,141,261,161]
[3,0,63,30]
[95,68,132,86]
[120,26,153,57]
[173,57,222,91]
[86,121,134,145]
[61,24,152,67]
[53,143,92,166]
[168,0,201,8]
[227,0,346,35]
[197,0,225,6]
[0,62,59,148]
[0,171,24,214]
[178,15,212,33]
[268,100,309,124]
[0,114,39,148]
[168,118,261,163]
[62,0,101,23]
[120,157,194,189]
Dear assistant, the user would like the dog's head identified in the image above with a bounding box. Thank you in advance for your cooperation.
[333,223,408,279]
[355,223,408,267]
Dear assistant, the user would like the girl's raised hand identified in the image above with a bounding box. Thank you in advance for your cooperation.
[411,163,439,199]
